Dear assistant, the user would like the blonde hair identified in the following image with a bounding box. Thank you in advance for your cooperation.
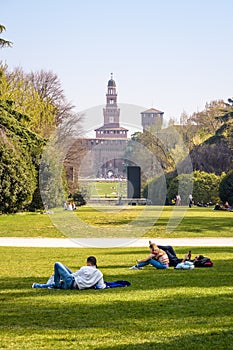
[149,243,158,250]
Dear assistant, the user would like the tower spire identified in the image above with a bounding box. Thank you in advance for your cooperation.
[94,74,128,140]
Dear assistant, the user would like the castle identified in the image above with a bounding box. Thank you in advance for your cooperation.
[65,75,164,191]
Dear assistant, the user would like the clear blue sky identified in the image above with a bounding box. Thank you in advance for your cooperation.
[1,0,233,128]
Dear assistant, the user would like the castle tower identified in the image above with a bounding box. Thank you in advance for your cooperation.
[141,108,164,131]
[95,74,128,138]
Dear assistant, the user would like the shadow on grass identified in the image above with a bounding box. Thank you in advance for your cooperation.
[173,215,233,233]
[76,207,233,233]
[97,330,233,349]
[1,288,232,331]
[1,245,232,349]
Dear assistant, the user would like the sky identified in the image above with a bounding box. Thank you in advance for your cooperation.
[1,0,233,134]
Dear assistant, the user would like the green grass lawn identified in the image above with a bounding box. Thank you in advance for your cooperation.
[0,206,233,238]
[0,212,61,237]
[75,206,233,238]
[0,246,233,349]
[88,181,127,198]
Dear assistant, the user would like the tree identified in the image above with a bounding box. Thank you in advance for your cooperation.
[219,170,233,205]
[25,70,74,125]
[167,171,221,205]
[188,100,225,137]
[1,66,58,137]
[143,172,177,205]
[0,24,12,48]
[125,130,174,174]
[167,173,193,205]
[0,62,45,213]
[178,100,226,152]
[0,65,83,210]
[192,171,222,204]
[181,98,233,175]
[0,65,57,137]
[179,111,201,151]
[0,137,36,213]
[39,150,68,209]
[1,65,76,137]
[189,141,233,175]
[0,98,43,213]
[214,98,233,149]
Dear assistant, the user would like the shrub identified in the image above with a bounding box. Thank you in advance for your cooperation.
[0,141,36,213]
[219,170,233,205]
[168,171,221,205]
[167,173,193,205]
[72,190,86,206]
[193,171,221,204]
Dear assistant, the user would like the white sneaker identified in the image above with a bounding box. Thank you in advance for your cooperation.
[48,285,55,289]
[129,265,143,270]
[32,283,36,288]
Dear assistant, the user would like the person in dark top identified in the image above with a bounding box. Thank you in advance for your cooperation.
[157,244,183,267]
[148,241,190,267]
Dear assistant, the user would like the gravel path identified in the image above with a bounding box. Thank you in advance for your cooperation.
[0,237,233,248]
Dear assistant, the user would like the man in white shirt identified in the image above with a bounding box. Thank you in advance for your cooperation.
[32,256,106,290]
[189,193,193,208]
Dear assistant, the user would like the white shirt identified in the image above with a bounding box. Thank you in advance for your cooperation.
[72,266,106,290]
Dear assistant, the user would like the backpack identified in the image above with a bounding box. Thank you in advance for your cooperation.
[194,255,213,267]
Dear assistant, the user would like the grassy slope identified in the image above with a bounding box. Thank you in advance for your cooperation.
[0,246,233,349]
[1,206,232,238]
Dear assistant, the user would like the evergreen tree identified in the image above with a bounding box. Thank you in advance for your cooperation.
[0,99,44,212]
[0,24,12,48]
[0,138,36,213]
[219,170,233,205]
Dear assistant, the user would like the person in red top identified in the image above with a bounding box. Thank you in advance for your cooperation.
[130,243,169,270]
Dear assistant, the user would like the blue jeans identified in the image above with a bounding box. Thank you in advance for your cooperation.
[33,262,74,289]
[137,259,168,269]
[53,262,74,289]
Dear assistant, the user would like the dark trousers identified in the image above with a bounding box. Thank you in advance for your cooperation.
[157,245,182,267]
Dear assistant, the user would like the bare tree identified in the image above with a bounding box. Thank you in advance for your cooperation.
[43,112,85,194]
[26,70,74,125]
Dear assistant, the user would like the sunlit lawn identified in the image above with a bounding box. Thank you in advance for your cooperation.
[89,181,127,198]
[76,206,233,237]
[0,246,233,349]
[0,212,61,237]
[0,206,233,238]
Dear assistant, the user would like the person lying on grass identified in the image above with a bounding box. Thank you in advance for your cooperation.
[130,242,169,270]
[149,242,212,269]
[32,256,131,290]
[150,241,194,269]
[32,256,106,290]
[155,243,188,267]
